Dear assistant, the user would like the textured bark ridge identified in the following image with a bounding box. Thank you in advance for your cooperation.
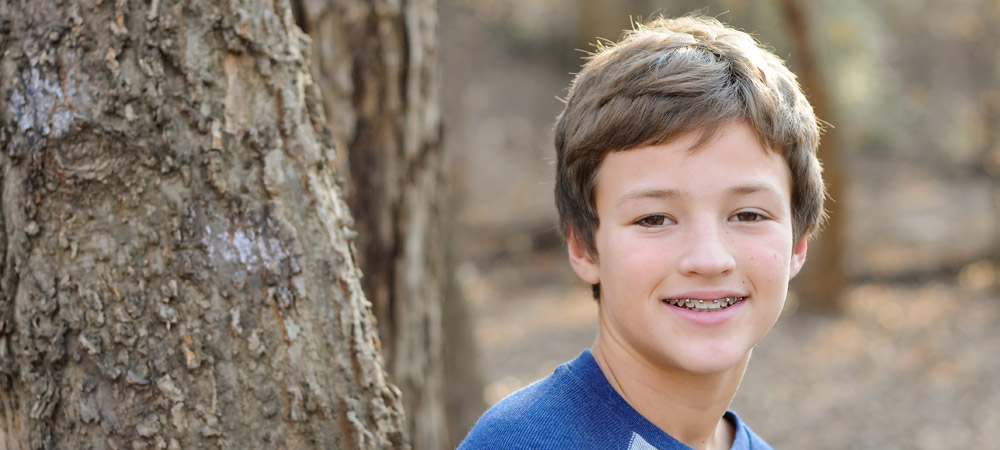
[0,0,407,448]
[294,1,457,448]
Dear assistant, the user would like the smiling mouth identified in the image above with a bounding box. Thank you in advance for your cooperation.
[663,297,746,312]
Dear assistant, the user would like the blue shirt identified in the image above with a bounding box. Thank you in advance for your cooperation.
[459,349,773,449]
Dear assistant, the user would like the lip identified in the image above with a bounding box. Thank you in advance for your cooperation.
[661,290,748,327]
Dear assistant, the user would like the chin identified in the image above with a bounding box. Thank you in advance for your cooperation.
[671,345,753,376]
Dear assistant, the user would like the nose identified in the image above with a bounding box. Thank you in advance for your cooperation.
[677,223,736,277]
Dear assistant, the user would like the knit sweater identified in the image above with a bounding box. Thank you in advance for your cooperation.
[458,349,772,450]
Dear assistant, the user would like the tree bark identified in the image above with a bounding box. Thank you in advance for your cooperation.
[292,1,461,448]
[0,0,408,448]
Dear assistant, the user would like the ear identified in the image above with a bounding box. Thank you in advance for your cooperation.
[788,234,809,279]
[567,228,601,285]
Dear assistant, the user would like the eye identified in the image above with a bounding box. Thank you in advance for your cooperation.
[636,214,672,227]
[733,211,765,222]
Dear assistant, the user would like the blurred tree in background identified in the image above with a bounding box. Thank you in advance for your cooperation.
[292,0,480,449]
[779,0,848,309]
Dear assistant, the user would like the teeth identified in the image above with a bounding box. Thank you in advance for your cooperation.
[665,296,744,311]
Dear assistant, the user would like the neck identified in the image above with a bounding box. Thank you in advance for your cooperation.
[591,335,747,450]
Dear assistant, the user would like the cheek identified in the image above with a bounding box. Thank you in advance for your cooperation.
[601,235,665,288]
[743,238,793,281]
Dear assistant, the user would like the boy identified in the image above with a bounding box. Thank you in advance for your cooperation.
[460,14,825,450]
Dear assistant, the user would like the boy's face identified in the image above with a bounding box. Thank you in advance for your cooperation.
[569,121,808,375]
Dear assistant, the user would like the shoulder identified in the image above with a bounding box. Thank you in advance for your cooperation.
[458,351,627,449]
[457,367,584,449]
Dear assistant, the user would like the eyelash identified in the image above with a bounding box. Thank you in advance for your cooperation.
[634,211,770,227]
[635,215,672,227]
[732,211,765,222]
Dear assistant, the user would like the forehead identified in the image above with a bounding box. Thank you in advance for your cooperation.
[593,122,791,202]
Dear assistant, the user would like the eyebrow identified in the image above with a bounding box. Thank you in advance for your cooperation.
[615,188,681,207]
[615,183,783,207]
[726,182,783,197]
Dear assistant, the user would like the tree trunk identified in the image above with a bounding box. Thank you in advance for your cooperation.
[780,0,849,309]
[292,1,464,448]
[0,0,408,448]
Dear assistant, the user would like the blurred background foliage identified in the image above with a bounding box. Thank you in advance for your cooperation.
[438,0,1000,447]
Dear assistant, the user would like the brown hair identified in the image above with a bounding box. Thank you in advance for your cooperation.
[554,15,826,258]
